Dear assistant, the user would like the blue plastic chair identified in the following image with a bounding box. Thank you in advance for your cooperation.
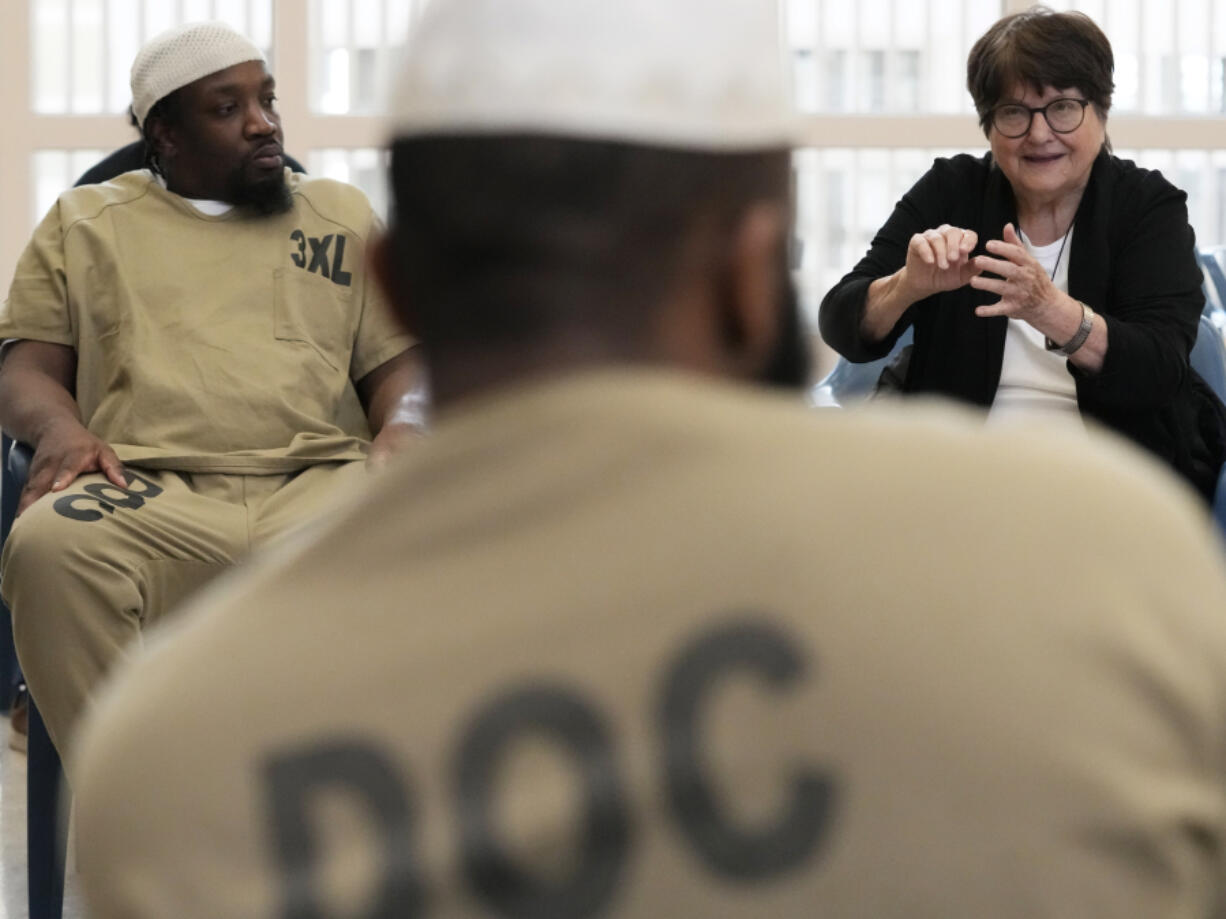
[810,326,912,408]
[1188,313,1226,536]
[1193,250,1226,538]
[1200,247,1226,315]
[1191,311,1226,402]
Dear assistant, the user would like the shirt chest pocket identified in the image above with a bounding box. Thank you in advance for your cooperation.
[273,268,355,373]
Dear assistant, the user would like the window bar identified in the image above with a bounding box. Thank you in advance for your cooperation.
[956,0,965,85]
[100,0,111,117]
[1206,0,1216,114]
[816,0,828,116]
[954,0,968,111]
[1169,0,1178,112]
[367,0,381,108]
[1135,0,1146,112]
[66,0,77,112]
[347,0,357,112]
[382,0,391,114]
[923,0,933,113]
[817,154,828,289]
[885,0,897,183]
[850,152,860,270]
[887,149,898,229]
[884,0,895,112]
[851,0,861,110]
[313,0,325,111]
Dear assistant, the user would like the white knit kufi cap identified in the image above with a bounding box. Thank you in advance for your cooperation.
[131,21,265,128]
[389,0,799,150]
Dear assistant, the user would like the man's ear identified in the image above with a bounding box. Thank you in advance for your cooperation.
[147,117,176,167]
[717,201,788,376]
[368,231,422,340]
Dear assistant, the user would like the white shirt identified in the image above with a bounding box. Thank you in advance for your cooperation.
[988,227,1082,430]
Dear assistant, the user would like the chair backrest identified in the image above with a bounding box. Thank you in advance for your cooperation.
[1200,247,1226,315]
[1193,248,1226,537]
[1191,311,1226,403]
[74,140,308,187]
[810,326,913,409]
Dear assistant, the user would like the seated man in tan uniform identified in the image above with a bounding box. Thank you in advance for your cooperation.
[73,1,1226,917]
[0,21,419,764]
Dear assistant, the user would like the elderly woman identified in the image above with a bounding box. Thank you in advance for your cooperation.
[819,7,1226,501]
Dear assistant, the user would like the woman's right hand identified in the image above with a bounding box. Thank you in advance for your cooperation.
[860,224,980,343]
[899,224,979,300]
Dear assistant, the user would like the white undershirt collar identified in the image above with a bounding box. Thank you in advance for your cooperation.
[154,173,234,215]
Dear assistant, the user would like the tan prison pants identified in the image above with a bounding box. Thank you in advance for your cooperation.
[1,462,367,769]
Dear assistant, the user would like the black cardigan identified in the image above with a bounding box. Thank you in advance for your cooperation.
[819,149,1226,500]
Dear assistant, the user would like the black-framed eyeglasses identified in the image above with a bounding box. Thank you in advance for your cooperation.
[991,98,1091,138]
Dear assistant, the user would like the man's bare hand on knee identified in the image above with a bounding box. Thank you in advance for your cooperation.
[20,419,127,515]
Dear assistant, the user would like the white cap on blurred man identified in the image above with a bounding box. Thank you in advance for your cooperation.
[388,0,799,150]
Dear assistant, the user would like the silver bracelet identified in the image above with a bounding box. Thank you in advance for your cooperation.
[1046,301,1095,357]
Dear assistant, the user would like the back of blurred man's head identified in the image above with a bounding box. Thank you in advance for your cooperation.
[375,0,810,405]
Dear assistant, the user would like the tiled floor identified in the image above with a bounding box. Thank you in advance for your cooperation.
[0,728,85,919]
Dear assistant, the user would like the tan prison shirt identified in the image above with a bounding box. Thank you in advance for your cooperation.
[74,371,1226,918]
[0,170,413,472]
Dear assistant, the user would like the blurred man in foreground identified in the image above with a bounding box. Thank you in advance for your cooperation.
[74,1,1226,917]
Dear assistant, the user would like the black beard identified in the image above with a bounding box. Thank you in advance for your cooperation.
[228,168,293,215]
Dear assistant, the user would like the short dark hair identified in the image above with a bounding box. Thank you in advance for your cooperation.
[386,135,790,350]
[967,6,1114,137]
[140,89,185,176]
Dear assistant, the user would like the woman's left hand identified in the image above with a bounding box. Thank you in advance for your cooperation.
[969,223,1064,325]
